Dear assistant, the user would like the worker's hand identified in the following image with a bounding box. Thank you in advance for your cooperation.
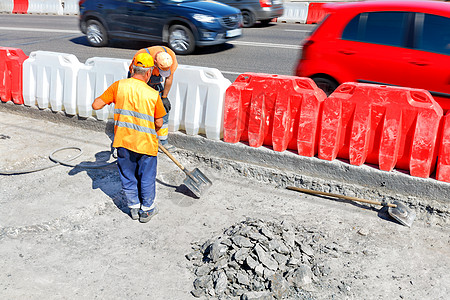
[162,97,171,113]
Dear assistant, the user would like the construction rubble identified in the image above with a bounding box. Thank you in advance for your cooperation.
[186,218,346,299]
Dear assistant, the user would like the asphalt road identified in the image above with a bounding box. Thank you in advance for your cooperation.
[0,14,314,82]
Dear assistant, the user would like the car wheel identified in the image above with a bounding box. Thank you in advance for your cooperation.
[168,24,195,55]
[312,77,339,96]
[86,20,108,47]
[242,10,256,28]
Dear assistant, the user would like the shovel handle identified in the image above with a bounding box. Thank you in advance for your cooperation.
[286,186,397,208]
[158,144,185,172]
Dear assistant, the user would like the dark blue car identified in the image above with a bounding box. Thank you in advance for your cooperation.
[79,0,243,55]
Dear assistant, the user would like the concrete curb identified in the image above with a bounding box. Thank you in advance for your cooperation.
[169,132,449,216]
[1,101,448,219]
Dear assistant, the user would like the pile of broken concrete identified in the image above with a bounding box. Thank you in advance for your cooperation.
[186,218,333,299]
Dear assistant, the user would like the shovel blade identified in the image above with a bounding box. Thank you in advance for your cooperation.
[388,200,416,227]
[183,168,212,198]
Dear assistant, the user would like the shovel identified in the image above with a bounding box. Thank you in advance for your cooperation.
[286,186,416,227]
[159,144,212,198]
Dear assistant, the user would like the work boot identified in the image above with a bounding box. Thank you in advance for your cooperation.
[129,208,139,220]
[139,207,159,223]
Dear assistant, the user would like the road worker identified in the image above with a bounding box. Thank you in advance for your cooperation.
[129,46,178,150]
[93,52,166,223]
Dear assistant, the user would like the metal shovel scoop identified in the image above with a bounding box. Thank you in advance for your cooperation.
[159,144,212,198]
[286,186,416,227]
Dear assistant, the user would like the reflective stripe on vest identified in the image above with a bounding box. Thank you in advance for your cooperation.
[115,108,155,123]
[157,125,168,140]
[115,120,158,136]
[114,108,157,136]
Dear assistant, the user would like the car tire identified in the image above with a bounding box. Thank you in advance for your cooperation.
[242,10,256,28]
[86,20,108,47]
[168,24,195,55]
[312,76,339,96]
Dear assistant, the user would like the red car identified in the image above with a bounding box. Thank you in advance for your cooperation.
[295,0,450,110]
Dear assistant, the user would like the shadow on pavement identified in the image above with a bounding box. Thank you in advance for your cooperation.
[70,36,236,55]
[67,123,127,214]
[156,178,198,199]
[70,36,152,50]
[67,151,126,214]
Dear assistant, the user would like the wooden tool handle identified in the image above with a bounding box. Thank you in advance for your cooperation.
[286,186,397,208]
[158,144,185,172]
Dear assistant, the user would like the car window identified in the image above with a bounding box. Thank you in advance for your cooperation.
[342,11,409,47]
[308,14,329,37]
[415,13,450,55]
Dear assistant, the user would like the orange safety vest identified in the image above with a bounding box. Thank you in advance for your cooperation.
[100,78,165,156]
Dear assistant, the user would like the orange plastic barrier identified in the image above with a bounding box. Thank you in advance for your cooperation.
[12,0,28,14]
[223,73,326,156]
[318,83,443,178]
[436,112,450,182]
[0,47,28,104]
[306,3,328,24]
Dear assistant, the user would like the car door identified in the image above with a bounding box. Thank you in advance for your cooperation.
[122,0,164,40]
[100,0,131,35]
[336,11,414,89]
[400,12,450,109]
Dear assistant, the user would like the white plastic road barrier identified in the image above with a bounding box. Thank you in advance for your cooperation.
[168,65,231,140]
[77,57,131,121]
[0,0,13,13]
[277,2,309,24]
[27,0,63,15]
[21,50,230,138]
[22,51,82,113]
[63,0,79,15]
[27,0,44,14]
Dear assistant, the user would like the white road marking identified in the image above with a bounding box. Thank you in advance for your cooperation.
[229,40,301,50]
[0,27,80,33]
[284,29,311,33]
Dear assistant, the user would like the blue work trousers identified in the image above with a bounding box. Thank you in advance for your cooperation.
[116,147,157,210]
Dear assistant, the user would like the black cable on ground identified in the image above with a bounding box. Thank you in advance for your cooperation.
[0,147,117,175]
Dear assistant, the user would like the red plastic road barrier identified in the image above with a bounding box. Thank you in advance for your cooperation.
[223,74,253,144]
[318,83,443,178]
[12,0,28,13]
[306,3,328,24]
[223,73,326,156]
[436,112,450,182]
[0,47,28,104]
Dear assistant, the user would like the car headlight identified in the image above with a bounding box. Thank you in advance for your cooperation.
[193,14,216,23]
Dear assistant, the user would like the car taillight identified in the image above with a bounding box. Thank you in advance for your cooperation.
[301,39,314,60]
[79,0,86,6]
[259,0,272,8]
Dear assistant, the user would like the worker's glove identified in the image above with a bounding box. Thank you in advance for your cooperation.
[162,97,171,113]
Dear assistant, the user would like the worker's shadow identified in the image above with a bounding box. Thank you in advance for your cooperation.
[314,194,396,223]
[155,178,198,198]
[67,122,128,215]
[67,151,127,214]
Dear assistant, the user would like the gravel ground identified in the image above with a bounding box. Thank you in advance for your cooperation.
[0,109,449,300]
